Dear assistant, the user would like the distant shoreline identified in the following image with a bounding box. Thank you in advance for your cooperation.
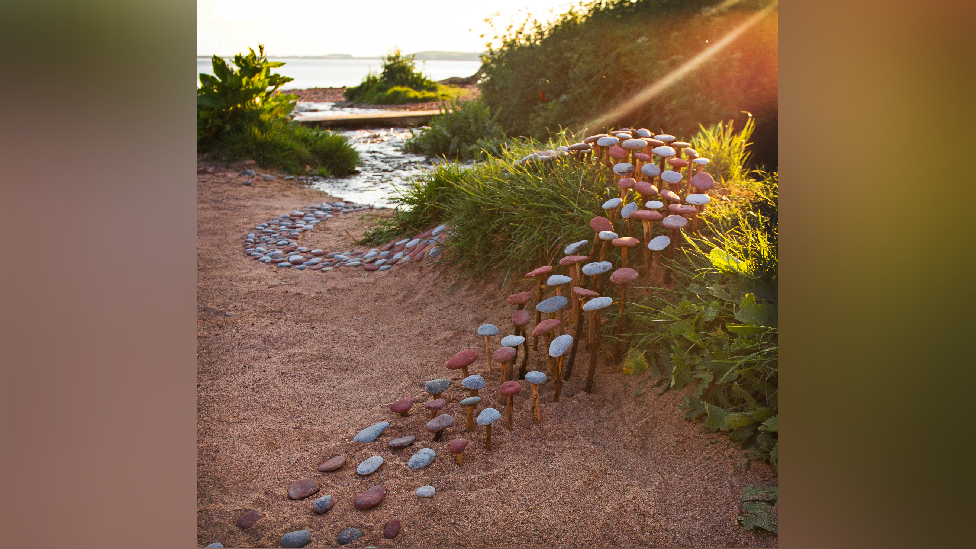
[196,51,484,62]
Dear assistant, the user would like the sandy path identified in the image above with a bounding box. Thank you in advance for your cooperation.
[196,159,777,547]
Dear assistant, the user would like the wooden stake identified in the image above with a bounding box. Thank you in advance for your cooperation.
[532,384,541,424]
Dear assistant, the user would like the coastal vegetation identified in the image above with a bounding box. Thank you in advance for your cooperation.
[197,45,359,176]
[403,98,507,161]
[343,49,464,105]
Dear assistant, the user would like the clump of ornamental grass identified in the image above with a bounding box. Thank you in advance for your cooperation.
[403,98,507,161]
[344,49,463,105]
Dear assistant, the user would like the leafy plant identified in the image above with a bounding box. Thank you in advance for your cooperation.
[403,98,508,160]
[344,49,460,105]
[739,484,778,534]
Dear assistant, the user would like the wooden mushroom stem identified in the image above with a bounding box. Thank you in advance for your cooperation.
[483,336,492,373]
[466,406,474,431]
[485,424,493,451]
[531,384,541,424]
[456,453,464,466]
[641,222,653,273]
[506,395,514,430]
[585,309,602,393]
[534,276,545,350]
[613,284,629,362]
[565,298,586,380]
[554,356,564,401]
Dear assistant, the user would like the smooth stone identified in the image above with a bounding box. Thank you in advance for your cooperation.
[379,265,392,271]
[364,263,380,271]
[374,259,387,266]
[462,374,485,390]
[602,198,622,209]
[407,448,436,470]
[280,530,311,548]
[645,200,665,209]
[242,180,252,186]
[337,527,364,545]
[353,421,390,442]
[477,407,501,425]
[477,323,500,336]
[581,261,614,276]
[425,378,451,395]
[379,251,390,257]
[294,265,307,270]
[536,295,569,313]
[546,274,572,286]
[318,455,345,472]
[583,296,614,311]
[648,235,671,250]
[564,239,589,255]
[405,238,420,248]
[205,544,223,548]
[236,509,264,528]
[549,334,574,357]
[384,518,401,539]
[525,371,547,384]
[460,396,482,406]
[392,252,404,260]
[500,335,525,347]
[621,202,639,218]
[599,230,619,240]
[398,256,410,264]
[312,494,334,514]
[353,485,386,509]
[395,239,409,246]
[388,435,416,449]
[287,478,319,500]
[429,247,441,257]
[426,414,455,432]
[416,486,436,498]
[276,262,291,268]
[432,224,447,235]
[357,455,384,475]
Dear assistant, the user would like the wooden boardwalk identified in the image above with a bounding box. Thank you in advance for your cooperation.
[293,110,440,129]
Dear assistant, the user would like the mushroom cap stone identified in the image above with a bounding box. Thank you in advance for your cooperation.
[686,193,711,205]
[641,163,662,177]
[547,274,572,286]
[582,296,614,311]
[691,172,715,190]
[536,295,569,313]
[620,202,639,218]
[694,157,710,165]
[683,147,699,159]
[390,397,415,414]
[612,237,640,247]
[652,146,675,157]
[630,209,663,222]
[667,158,690,168]
[602,198,622,210]
[564,240,590,255]
[525,370,547,384]
[462,374,486,390]
[661,170,683,184]
[635,181,657,196]
[644,138,666,148]
[662,215,689,229]
[500,334,525,347]
[477,324,500,336]
[507,291,534,305]
[581,261,614,276]
[573,286,600,297]
[612,162,635,175]
[446,349,479,370]
[635,152,652,162]
[512,309,531,326]
[598,230,618,241]
[654,134,675,142]
[548,334,574,357]
[476,407,502,425]
[493,346,517,363]
[596,136,619,147]
[668,204,698,215]
[617,177,636,190]
[449,438,470,453]
[353,422,391,442]
[424,378,452,395]
[583,133,608,144]
[622,138,647,150]
[635,128,652,138]
[567,142,591,151]
[661,190,681,202]
[647,235,671,250]
[590,216,613,232]
[645,200,665,209]
[559,254,590,266]
[525,265,554,278]
[426,414,455,432]
[608,145,627,159]
[531,318,561,337]
[610,267,639,284]
[500,380,522,396]
[460,396,482,406]
[424,398,446,411]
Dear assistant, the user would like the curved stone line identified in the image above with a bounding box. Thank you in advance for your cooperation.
[242,203,448,273]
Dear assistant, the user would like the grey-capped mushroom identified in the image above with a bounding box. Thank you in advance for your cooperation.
[598,231,618,262]
[476,407,502,451]
[602,197,622,223]
[425,378,451,400]
[581,296,613,393]
[524,370,547,423]
[500,334,525,348]
[462,374,486,397]
[460,395,481,431]
[537,294,570,337]
[564,239,589,255]
[476,324,499,373]
[548,334,573,401]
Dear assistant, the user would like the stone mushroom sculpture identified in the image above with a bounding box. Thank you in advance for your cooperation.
[662,214,689,258]
[630,209,663,273]
[548,334,573,401]
[660,170,684,194]
[634,180,658,202]
[652,145,675,177]
[564,240,589,255]
[616,176,636,202]
[507,290,534,311]
[566,286,600,380]
[647,235,671,271]
[690,171,715,195]
[499,380,522,430]
[460,396,481,431]
[477,407,502,451]
[685,194,711,231]
[525,265,554,349]
[536,294,569,336]
[477,324,499,372]
[581,260,614,295]
[424,398,446,419]
[446,348,479,378]
[589,216,614,264]
[524,370,547,423]
[426,413,455,442]
[641,162,662,184]
[598,231,618,262]
[462,374,486,398]
[620,201,639,237]
[558,254,590,328]
[609,267,639,360]
[492,346,518,399]
[389,397,415,417]
[602,197,622,224]
[510,312,531,375]
[424,378,451,402]
[450,438,469,466]
[611,236,640,269]
[582,296,614,393]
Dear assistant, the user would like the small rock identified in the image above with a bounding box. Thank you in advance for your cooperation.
[416,485,436,497]
[388,435,416,449]
[384,518,401,539]
[236,509,263,528]
[242,169,256,176]
[205,543,224,548]
[424,378,451,396]
[312,494,334,514]
[357,455,384,475]
[280,529,311,548]
[242,180,252,186]
[287,479,320,500]
[337,527,364,545]
[353,421,390,442]
[353,485,386,509]
[407,448,436,470]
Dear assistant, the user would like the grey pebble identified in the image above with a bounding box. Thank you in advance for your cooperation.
[525,371,547,384]
[582,296,614,311]
[432,224,447,235]
[353,421,390,442]
[204,544,223,548]
[336,527,363,546]
[460,396,482,406]
[407,448,436,470]
[379,265,392,271]
[582,261,614,276]
[536,295,569,313]
[280,529,311,548]
[416,485,436,497]
[462,374,485,390]
[477,408,501,425]
[425,378,451,395]
[477,323,500,336]
[312,494,334,514]
[357,455,384,475]
[549,334,574,357]
[500,335,525,347]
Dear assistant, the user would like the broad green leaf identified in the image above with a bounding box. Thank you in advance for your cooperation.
[709,247,751,274]
[735,294,767,326]
[760,415,778,432]
[621,347,649,376]
[708,283,736,302]
[704,403,731,431]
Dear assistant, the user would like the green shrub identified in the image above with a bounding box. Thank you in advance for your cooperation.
[344,49,460,105]
[197,45,359,176]
[403,98,508,160]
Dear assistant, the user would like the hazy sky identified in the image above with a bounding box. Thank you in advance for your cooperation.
[198,0,583,57]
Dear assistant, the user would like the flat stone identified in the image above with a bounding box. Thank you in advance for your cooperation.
[648,235,671,250]
[424,378,451,395]
[549,334,574,357]
[536,295,568,313]
[388,435,416,449]
[492,346,516,362]
[599,230,619,240]
[525,371,547,384]
[512,309,531,326]
[407,448,436,470]
[477,324,499,336]
[318,455,345,472]
[477,407,501,425]
[431,224,447,235]
[405,238,420,248]
[416,486,436,497]
[462,374,485,390]
[602,198,622,209]
[460,396,481,406]
[364,263,380,271]
[353,485,387,509]
[446,349,478,370]
[281,530,311,548]
[564,240,589,255]
[390,397,414,414]
[379,265,392,271]
[337,527,364,545]
[621,202,639,218]
[583,296,614,311]
[287,478,320,500]
[236,509,264,528]
[357,455,384,475]
[353,421,390,442]
[611,267,640,284]
[204,543,223,548]
[426,414,455,432]
[500,335,525,347]
[384,518,401,539]
[590,216,613,232]
[531,318,561,337]
[582,261,614,276]
[499,380,522,396]
[312,494,334,514]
